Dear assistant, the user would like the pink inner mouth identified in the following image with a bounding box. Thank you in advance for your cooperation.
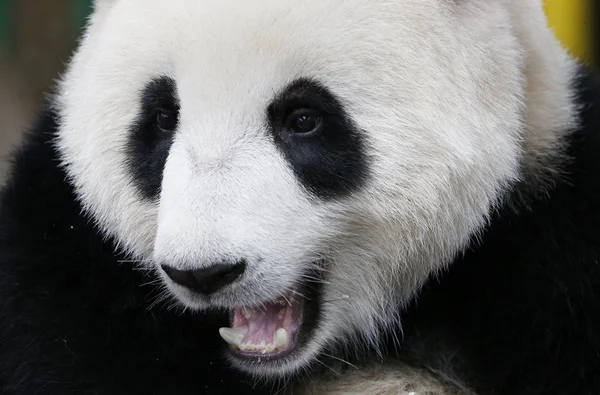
[219,291,303,354]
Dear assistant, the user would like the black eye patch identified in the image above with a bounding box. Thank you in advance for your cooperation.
[126,76,179,200]
[267,78,369,200]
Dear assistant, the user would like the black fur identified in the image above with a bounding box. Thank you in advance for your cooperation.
[267,78,369,200]
[398,67,600,394]
[126,76,179,200]
[0,111,262,394]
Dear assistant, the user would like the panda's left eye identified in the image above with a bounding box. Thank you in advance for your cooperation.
[288,110,322,135]
[156,110,178,132]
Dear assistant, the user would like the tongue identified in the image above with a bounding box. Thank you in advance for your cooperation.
[219,294,302,354]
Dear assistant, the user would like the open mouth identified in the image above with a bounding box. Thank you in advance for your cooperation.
[217,262,328,365]
[219,287,305,359]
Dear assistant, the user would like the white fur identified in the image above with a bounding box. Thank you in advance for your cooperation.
[55,0,576,383]
[300,361,476,395]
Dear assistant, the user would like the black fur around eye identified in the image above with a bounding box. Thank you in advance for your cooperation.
[267,78,369,200]
[127,76,179,200]
[156,110,178,132]
[288,110,322,135]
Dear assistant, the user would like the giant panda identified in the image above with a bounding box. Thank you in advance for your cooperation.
[1,0,600,394]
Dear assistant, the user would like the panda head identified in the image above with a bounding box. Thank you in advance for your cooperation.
[55,0,572,378]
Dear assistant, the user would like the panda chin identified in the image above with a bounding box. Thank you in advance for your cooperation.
[220,290,304,359]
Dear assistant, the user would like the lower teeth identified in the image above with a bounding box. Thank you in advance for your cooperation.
[218,326,291,352]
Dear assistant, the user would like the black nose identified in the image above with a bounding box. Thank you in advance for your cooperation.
[161,261,246,295]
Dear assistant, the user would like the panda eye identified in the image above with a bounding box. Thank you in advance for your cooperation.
[287,110,322,135]
[156,110,178,132]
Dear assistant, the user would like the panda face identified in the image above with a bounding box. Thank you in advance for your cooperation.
[57,0,525,376]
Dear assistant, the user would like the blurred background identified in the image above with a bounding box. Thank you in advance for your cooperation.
[0,0,598,182]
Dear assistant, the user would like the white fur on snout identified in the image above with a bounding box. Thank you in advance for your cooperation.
[154,127,332,308]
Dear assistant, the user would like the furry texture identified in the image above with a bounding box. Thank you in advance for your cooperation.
[0,111,263,395]
[0,112,469,393]
[2,0,600,394]
[396,68,600,394]
[55,0,527,375]
[300,362,476,395]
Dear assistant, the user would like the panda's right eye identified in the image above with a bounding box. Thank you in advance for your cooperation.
[156,109,178,132]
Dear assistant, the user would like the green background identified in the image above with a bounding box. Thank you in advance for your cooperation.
[0,0,93,53]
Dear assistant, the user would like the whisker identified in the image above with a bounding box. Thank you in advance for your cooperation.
[273,375,292,395]
[298,274,331,284]
[166,300,182,312]
[139,279,162,288]
[131,267,154,272]
[280,293,292,307]
[314,359,341,376]
[146,287,173,310]
[289,289,311,301]
[321,352,359,370]
[257,301,268,313]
